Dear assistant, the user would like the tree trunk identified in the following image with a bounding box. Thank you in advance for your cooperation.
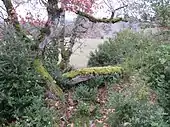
[33,58,63,97]
[2,0,63,97]
[58,11,68,70]
[58,15,89,71]
[2,0,20,32]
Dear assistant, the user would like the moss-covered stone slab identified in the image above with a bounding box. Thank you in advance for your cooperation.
[62,66,123,78]
[62,66,123,85]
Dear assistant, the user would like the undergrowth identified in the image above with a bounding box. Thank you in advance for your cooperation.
[0,29,58,126]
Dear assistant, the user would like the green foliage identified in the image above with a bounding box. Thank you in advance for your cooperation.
[145,0,170,42]
[71,101,91,127]
[76,102,91,117]
[72,101,101,127]
[107,90,168,127]
[0,30,57,126]
[43,41,60,78]
[119,33,170,122]
[136,44,170,122]
[88,30,156,67]
[87,28,170,125]
[73,85,97,102]
[8,97,57,127]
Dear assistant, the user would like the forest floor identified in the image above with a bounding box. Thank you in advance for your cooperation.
[45,79,157,127]
[46,82,124,127]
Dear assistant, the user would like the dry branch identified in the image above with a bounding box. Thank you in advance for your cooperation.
[110,5,128,19]
[76,11,128,23]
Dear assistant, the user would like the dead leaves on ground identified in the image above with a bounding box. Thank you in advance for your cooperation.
[45,81,157,127]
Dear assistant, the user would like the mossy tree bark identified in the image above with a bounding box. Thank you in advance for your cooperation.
[2,0,64,97]
[2,0,20,32]
[33,58,63,97]
[58,15,89,71]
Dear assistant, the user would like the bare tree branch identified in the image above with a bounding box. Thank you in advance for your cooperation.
[110,4,128,19]
[0,10,5,20]
[76,11,128,23]
[39,0,48,6]
[115,4,128,12]
[103,0,112,10]
[0,5,6,12]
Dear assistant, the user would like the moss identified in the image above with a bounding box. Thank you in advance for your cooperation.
[33,58,63,97]
[34,58,54,81]
[62,66,123,78]
[136,85,149,100]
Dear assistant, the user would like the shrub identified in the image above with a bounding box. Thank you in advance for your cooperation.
[73,85,97,102]
[88,29,156,67]
[88,28,170,124]
[72,101,101,127]
[111,31,170,123]
[0,30,57,126]
[8,97,57,127]
[70,101,91,127]
[137,44,170,122]
[106,89,168,127]
[76,101,91,117]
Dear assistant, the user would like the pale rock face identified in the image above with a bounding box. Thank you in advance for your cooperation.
[69,38,105,68]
